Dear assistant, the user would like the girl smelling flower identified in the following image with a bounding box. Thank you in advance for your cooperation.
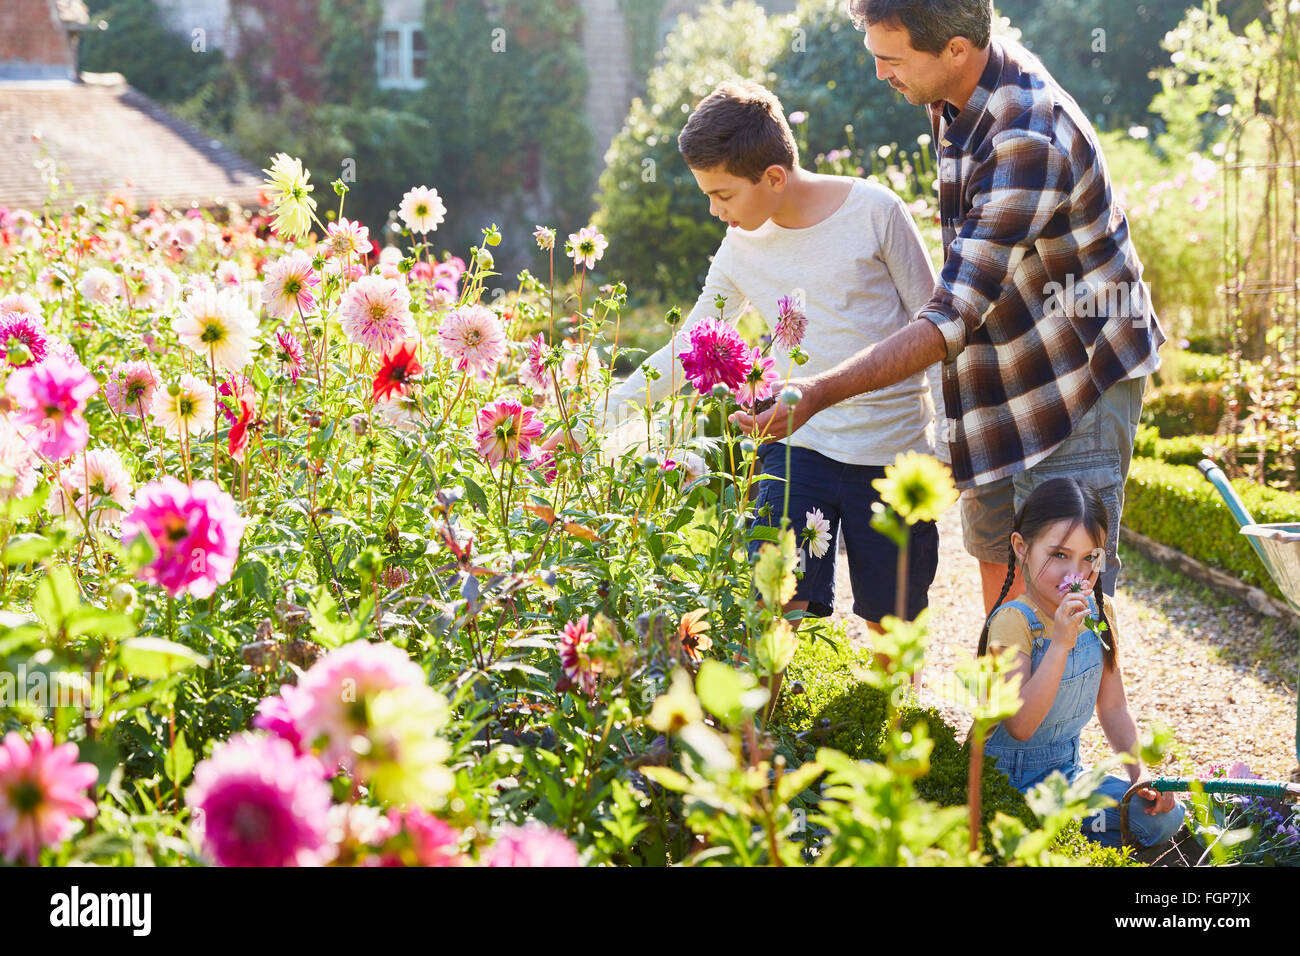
[977,477,1185,849]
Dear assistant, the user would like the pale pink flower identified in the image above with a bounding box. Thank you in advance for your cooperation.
[0,416,38,501]
[0,311,49,367]
[77,266,121,306]
[5,351,98,461]
[275,330,305,384]
[104,360,159,418]
[339,275,416,352]
[561,340,602,385]
[289,641,426,769]
[121,477,247,598]
[533,226,556,251]
[437,305,507,375]
[370,807,462,867]
[261,251,319,319]
[518,332,553,395]
[565,225,608,270]
[214,260,243,290]
[121,261,166,309]
[398,185,447,234]
[173,289,260,371]
[1190,154,1217,184]
[186,732,332,867]
[483,822,581,867]
[150,372,217,439]
[0,728,99,865]
[677,317,752,393]
[475,397,544,466]
[774,295,808,350]
[0,292,40,317]
[527,447,557,485]
[48,447,134,527]
[36,266,72,299]
[557,614,601,698]
[326,217,373,258]
[736,346,777,408]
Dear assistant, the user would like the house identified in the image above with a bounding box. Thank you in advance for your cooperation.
[0,0,264,212]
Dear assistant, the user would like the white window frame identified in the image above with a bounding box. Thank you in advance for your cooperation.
[376,23,427,90]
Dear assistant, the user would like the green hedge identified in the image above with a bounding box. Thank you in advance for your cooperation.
[1141,383,1246,438]
[776,639,1133,865]
[1124,459,1300,601]
[1151,352,1229,388]
[1133,426,1223,468]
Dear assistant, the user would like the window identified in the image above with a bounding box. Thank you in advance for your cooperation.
[376,24,427,90]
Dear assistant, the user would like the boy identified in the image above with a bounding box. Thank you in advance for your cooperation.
[570,80,948,630]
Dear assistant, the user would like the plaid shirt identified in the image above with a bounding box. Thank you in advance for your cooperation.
[920,38,1165,488]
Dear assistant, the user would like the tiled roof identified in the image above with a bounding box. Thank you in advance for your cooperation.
[0,74,264,213]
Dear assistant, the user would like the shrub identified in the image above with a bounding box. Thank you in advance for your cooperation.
[1152,350,1229,387]
[776,638,1133,865]
[1124,458,1300,601]
[1141,382,1246,437]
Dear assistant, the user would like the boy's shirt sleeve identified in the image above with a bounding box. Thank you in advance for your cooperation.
[590,241,749,455]
[879,191,949,462]
[987,604,1032,658]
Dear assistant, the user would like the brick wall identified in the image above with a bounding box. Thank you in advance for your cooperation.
[0,0,76,80]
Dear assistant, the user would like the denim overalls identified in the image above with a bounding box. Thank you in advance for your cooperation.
[983,597,1185,848]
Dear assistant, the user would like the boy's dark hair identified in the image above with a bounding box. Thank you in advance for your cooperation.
[678,81,799,182]
[847,0,993,54]
[977,477,1118,670]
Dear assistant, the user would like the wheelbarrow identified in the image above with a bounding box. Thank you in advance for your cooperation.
[1117,458,1300,851]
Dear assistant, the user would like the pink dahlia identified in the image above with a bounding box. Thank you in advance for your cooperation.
[289,640,426,769]
[0,728,98,865]
[557,614,601,698]
[325,217,372,258]
[518,332,552,395]
[0,291,40,317]
[736,346,778,408]
[261,251,319,319]
[0,310,49,368]
[5,351,98,461]
[677,317,752,394]
[565,225,608,271]
[773,295,807,350]
[252,684,307,754]
[77,267,121,306]
[186,732,332,867]
[527,447,557,486]
[398,185,447,234]
[121,477,248,599]
[437,305,507,375]
[369,807,462,867]
[275,330,305,384]
[339,275,416,352]
[474,397,544,466]
[483,822,581,867]
[103,360,159,418]
[0,416,39,501]
[48,447,134,527]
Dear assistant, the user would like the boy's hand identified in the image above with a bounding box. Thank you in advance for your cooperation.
[730,378,820,439]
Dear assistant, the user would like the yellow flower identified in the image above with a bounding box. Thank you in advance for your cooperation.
[872,451,958,525]
[361,684,454,809]
[754,617,798,675]
[647,669,703,734]
[262,153,318,242]
[753,528,798,608]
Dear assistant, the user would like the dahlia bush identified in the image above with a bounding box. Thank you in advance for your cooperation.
[0,156,1113,869]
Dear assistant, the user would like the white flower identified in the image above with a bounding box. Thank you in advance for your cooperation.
[48,447,134,527]
[398,186,447,235]
[151,373,217,439]
[173,289,260,371]
[804,508,832,559]
[78,267,121,306]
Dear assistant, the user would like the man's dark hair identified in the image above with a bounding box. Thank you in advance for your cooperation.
[847,0,993,54]
[678,81,799,182]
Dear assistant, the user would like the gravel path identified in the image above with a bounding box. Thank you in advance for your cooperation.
[837,502,1300,782]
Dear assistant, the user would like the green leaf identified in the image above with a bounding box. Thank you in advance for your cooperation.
[75,738,122,788]
[33,565,81,634]
[461,477,490,515]
[695,660,765,726]
[752,529,797,609]
[1,533,54,565]
[164,733,194,787]
[66,606,136,640]
[775,760,824,805]
[308,588,346,648]
[118,638,209,680]
[638,765,693,793]
[1,482,49,519]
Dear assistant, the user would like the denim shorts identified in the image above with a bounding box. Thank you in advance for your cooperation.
[747,444,939,623]
[960,374,1147,595]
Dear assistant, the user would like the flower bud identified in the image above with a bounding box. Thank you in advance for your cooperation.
[641,452,660,470]
[74,201,87,216]
[664,307,682,326]
[110,582,137,611]
[710,383,729,400]
[349,414,368,436]
[780,386,802,407]
[382,565,411,590]
[167,382,181,397]
[739,438,756,455]
[476,248,494,270]
[789,345,810,366]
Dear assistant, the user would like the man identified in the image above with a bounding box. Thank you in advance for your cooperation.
[733,0,1165,613]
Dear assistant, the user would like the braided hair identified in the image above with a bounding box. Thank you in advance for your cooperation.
[976,478,1118,670]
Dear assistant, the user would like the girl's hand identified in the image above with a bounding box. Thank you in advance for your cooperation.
[1052,590,1091,648]
[1136,786,1178,816]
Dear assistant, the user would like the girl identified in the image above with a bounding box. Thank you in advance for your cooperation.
[977,477,1184,849]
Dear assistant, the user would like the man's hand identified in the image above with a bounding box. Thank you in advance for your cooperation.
[729,378,821,440]
[541,429,582,455]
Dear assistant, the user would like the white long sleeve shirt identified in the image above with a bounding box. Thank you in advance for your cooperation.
[598,176,948,465]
